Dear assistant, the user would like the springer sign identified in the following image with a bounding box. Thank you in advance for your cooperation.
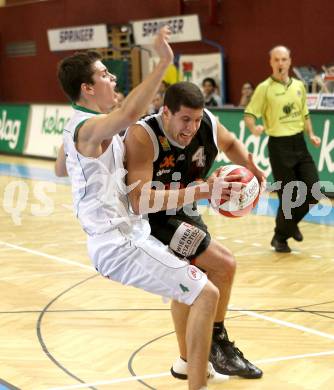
[132,14,201,45]
[47,24,108,51]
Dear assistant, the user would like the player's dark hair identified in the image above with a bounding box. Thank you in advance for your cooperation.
[57,50,102,102]
[164,82,204,114]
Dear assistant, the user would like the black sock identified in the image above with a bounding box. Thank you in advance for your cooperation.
[213,321,224,335]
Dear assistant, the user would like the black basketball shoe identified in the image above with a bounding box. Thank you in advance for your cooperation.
[209,327,263,379]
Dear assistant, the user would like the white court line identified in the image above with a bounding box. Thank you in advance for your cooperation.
[238,309,334,340]
[47,350,334,389]
[0,241,94,272]
[47,372,171,390]
[256,349,334,364]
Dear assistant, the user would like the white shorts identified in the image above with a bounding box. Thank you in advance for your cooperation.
[87,229,207,306]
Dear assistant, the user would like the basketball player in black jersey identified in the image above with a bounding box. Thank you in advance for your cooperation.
[125,82,265,380]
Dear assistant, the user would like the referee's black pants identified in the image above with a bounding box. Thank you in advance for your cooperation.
[268,132,320,241]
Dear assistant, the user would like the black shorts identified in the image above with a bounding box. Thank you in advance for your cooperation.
[149,209,211,260]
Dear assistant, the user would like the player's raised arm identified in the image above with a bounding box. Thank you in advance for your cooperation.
[82,26,174,143]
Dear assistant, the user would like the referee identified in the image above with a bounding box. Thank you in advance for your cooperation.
[244,45,321,252]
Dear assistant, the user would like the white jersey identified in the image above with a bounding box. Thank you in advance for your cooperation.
[63,105,150,240]
[62,105,206,306]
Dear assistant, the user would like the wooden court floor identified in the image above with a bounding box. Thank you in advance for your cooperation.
[0,155,333,390]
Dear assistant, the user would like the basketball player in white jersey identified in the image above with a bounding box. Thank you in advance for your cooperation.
[55,27,231,390]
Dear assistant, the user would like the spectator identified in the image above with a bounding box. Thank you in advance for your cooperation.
[312,63,334,93]
[239,82,254,107]
[202,77,222,107]
[147,91,164,114]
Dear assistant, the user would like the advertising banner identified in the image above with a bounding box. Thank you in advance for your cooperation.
[0,104,29,155]
[210,108,334,185]
[24,104,73,158]
[179,53,222,93]
[48,24,108,51]
[132,14,201,45]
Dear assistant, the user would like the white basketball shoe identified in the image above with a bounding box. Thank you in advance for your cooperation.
[171,356,229,383]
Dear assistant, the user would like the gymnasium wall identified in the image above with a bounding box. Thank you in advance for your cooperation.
[0,0,181,103]
[0,0,333,104]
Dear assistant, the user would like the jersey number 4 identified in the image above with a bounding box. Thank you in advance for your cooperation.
[192,147,206,167]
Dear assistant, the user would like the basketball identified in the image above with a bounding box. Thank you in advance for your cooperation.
[210,165,260,218]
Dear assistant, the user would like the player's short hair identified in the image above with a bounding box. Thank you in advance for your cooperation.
[57,50,102,102]
[164,82,204,114]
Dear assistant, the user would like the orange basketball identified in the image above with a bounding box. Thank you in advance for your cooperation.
[210,165,260,218]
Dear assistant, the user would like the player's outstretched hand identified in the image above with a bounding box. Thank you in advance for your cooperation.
[153,26,174,65]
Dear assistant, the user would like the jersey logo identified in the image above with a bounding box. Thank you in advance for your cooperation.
[156,168,171,177]
[192,146,206,167]
[160,155,175,168]
[176,154,186,162]
[158,136,171,151]
[282,102,295,115]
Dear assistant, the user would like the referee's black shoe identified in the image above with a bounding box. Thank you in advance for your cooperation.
[271,235,291,253]
[209,328,263,379]
[292,227,303,242]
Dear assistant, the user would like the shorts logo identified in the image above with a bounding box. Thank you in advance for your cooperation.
[179,283,190,292]
[187,265,202,281]
[170,222,206,257]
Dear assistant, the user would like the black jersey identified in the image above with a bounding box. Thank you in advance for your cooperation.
[139,109,218,188]
[136,109,218,258]
[138,109,218,223]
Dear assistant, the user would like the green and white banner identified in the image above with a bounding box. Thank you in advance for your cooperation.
[210,108,334,183]
[24,104,73,158]
[0,104,29,154]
